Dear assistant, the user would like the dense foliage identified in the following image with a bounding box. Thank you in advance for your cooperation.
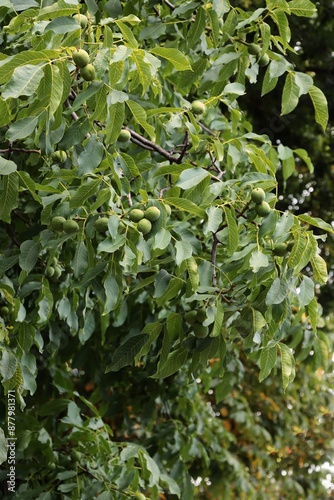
[0,1,333,498]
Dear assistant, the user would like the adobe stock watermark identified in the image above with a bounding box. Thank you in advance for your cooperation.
[6,390,16,493]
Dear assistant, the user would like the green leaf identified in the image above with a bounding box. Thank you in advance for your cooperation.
[71,241,88,279]
[293,148,314,173]
[152,347,188,379]
[0,157,17,177]
[0,255,19,277]
[126,100,155,140]
[2,64,44,98]
[106,334,147,372]
[156,278,183,306]
[6,116,39,141]
[103,273,120,314]
[211,299,224,337]
[223,206,238,255]
[313,331,330,370]
[150,47,192,71]
[153,228,171,250]
[259,345,277,382]
[69,179,101,208]
[115,20,138,48]
[287,232,313,273]
[176,167,209,190]
[266,278,288,305]
[204,206,223,236]
[249,249,269,272]
[154,269,172,298]
[188,6,206,48]
[0,428,8,465]
[281,73,300,115]
[186,257,199,293]
[298,275,315,306]
[307,296,318,333]
[19,240,40,274]
[310,254,328,284]
[297,213,333,233]
[165,197,206,218]
[0,349,17,383]
[288,0,317,17]
[78,136,104,175]
[72,261,106,289]
[45,16,78,34]
[175,240,192,266]
[105,102,125,144]
[308,85,329,131]
[279,343,295,391]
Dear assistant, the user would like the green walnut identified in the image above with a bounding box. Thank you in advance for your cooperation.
[53,265,62,279]
[165,204,172,216]
[51,216,66,232]
[251,187,265,204]
[255,201,271,217]
[258,53,270,67]
[46,266,55,278]
[191,100,206,116]
[144,206,161,222]
[248,43,262,56]
[52,150,67,164]
[118,129,131,142]
[63,220,80,234]
[73,13,88,29]
[135,493,146,500]
[72,49,90,68]
[193,323,209,338]
[80,63,96,81]
[273,243,288,256]
[129,209,145,222]
[95,217,109,233]
[137,218,152,235]
[0,306,10,316]
[196,307,207,323]
[185,310,198,326]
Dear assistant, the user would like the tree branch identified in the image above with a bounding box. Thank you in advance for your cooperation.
[125,127,181,163]
[0,148,40,154]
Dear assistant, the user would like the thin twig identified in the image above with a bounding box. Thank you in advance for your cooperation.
[196,120,216,136]
[0,148,40,154]
[125,127,180,163]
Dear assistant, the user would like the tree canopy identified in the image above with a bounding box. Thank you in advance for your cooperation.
[0,1,333,499]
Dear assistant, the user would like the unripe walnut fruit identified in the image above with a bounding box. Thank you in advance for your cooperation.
[273,243,288,256]
[81,64,96,81]
[72,49,90,68]
[185,310,198,325]
[63,220,79,234]
[52,150,67,164]
[137,218,152,235]
[193,323,209,338]
[129,209,144,222]
[248,43,261,56]
[118,129,131,142]
[95,217,109,233]
[258,53,270,67]
[51,216,66,232]
[255,201,271,217]
[191,100,206,115]
[73,14,88,29]
[251,187,265,204]
[144,206,161,222]
[196,307,207,323]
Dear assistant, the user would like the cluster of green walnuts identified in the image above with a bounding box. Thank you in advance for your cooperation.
[95,205,163,236]
[251,187,291,257]
[248,42,270,67]
[72,48,95,82]
[185,308,209,338]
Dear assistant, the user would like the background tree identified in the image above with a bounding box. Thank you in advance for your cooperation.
[0,1,333,499]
